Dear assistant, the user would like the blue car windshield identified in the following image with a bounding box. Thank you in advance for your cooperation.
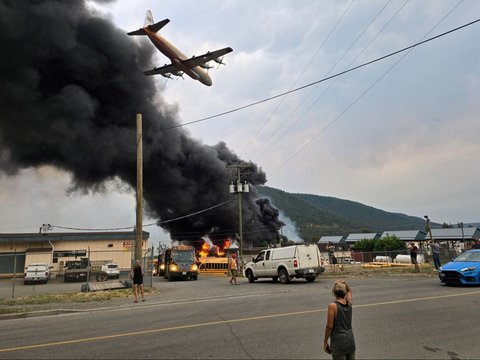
[454,252,480,262]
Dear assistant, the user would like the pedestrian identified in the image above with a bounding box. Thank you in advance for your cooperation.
[428,240,441,270]
[228,254,238,285]
[327,242,337,272]
[130,259,145,302]
[408,242,420,272]
[323,280,356,360]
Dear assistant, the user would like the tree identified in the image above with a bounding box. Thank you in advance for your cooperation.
[351,239,376,251]
[374,235,405,251]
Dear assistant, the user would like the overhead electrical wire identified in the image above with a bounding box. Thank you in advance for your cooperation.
[239,0,356,157]
[51,199,233,232]
[248,0,396,161]
[269,0,466,176]
[252,0,409,162]
[157,16,480,132]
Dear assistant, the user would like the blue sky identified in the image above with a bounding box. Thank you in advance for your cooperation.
[1,0,479,246]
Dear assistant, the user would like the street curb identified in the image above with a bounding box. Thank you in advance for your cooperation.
[0,308,84,321]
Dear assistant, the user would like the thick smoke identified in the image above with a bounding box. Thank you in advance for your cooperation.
[0,0,282,247]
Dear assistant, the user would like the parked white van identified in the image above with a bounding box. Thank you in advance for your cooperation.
[244,244,325,284]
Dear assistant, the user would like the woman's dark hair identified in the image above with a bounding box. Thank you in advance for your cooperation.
[334,289,346,298]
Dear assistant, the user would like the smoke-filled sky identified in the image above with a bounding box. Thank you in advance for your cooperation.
[1,0,479,247]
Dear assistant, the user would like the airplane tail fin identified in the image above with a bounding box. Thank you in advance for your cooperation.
[144,10,154,27]
[127,10,170,36]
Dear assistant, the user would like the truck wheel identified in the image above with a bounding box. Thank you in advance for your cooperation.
[192,275,198,280]
[305,275,316,282]
[96,272,108,282]
[246,270,255,283]
[272,276,278,283]
[279,269,290,284]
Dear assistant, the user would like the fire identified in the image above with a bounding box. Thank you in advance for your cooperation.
[198,241,210,258]
[197,238,232,258]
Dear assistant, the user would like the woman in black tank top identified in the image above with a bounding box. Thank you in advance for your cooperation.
[323,280,356,359]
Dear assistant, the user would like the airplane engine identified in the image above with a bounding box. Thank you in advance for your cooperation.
[172,71,184,77]
[199,62,213,69]
[214,56,225,65]
[161,73,172,79]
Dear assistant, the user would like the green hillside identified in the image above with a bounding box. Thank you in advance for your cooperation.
[255,185,426,241]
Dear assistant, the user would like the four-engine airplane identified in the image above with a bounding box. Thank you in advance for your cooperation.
[128,10,233,86]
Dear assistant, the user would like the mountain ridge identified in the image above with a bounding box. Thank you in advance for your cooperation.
[255,185,429,241]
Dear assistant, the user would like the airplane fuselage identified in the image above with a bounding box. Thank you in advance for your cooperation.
[144,28,212,86]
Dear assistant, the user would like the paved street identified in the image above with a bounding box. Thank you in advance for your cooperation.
[0,274,479,359]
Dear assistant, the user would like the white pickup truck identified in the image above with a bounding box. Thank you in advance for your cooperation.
[244,244,325,284]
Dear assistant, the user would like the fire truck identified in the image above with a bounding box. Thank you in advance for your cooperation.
[163,245,198,281]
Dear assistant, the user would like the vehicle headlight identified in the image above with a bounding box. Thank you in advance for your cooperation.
[170,264,178,272]
[160,264,165,270]
[460,266,476,272]
[191,264,198,271]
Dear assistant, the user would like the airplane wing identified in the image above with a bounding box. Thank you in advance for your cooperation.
[182,47,233,68]
[143,47,233,77]
[143,63,179,76]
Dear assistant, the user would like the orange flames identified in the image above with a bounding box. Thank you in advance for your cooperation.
[197,238,232,258]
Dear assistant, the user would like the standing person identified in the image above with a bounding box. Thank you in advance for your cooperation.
[428,240,441,270]
[327,242,337,272]
[228,254,238,285]
[408,242,420,272]
[130,259,145,302]
[324,280,356,360]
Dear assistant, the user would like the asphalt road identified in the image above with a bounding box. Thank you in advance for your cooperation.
[0,275,479,359]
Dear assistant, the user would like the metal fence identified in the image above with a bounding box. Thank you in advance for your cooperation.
[0,247,155,300]
[330,248,459,266]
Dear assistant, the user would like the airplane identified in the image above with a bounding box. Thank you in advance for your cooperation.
[128,10,233,86]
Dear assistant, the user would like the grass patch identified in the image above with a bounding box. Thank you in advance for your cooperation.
[322,264,437,278]
[0,287,157,307]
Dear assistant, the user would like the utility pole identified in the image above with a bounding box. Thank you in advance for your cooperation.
[424,215,433,242]
[135,113,143,263]
[227,164,251,260]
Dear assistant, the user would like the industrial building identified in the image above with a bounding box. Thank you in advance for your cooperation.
[0,231,149,277]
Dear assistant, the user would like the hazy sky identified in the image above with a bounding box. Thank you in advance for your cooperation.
[1,0,479,246]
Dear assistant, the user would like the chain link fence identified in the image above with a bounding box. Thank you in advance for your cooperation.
[0,247,155,300]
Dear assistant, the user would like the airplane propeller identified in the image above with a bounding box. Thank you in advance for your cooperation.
[214,56,226,69]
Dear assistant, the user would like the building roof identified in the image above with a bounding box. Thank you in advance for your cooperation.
[318,236,345,244]
[0,231,150,243]
[345,233,380,242]
[429,227,480,241]
[380,230,427,241]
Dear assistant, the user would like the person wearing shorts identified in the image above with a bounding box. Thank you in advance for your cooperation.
[130,259,145,302]
[228,254,238,285]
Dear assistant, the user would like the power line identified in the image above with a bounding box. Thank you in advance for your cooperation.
[50,199,234,232]
[156,17,480,131]
[269,0,466,176]
[239,0,356,157]
[249,0,396,161]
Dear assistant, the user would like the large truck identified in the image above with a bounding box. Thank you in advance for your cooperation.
[243,244,325,284]
[163,245,198,281]
[63,258,110,282]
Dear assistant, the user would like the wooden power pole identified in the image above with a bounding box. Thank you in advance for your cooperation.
[135,113,143,263]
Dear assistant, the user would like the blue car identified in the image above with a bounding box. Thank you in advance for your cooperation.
[439,249,480,285]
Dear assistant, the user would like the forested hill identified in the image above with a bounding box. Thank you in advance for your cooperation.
[255,186,427,241]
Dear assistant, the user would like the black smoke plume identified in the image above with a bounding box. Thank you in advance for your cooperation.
[0,0,283,247]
